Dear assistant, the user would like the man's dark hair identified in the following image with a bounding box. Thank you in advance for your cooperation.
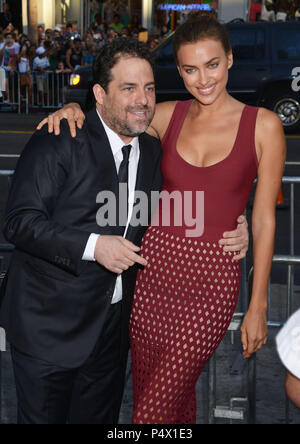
[92,38,155,93]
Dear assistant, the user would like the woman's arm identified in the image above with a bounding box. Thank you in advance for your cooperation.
[146,101,178,139]
[241,108,286,359]
[36,100,178,140]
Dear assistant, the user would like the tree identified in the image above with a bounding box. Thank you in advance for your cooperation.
[27,0,38,44]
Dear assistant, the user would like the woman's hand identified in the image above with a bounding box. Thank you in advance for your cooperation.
[240,309,268,359]
[219,215,249,261]
[36,103,85,138]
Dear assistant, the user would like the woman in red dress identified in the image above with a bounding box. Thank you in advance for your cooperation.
[128,13,286,424]
[38,13,286,424]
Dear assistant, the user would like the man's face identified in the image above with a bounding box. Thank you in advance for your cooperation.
[3,3,9,13]
[5,34,13,46]
[94,56,156,143]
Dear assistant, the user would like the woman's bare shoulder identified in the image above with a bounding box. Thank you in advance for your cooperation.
[146,101,178,140]
[256,107,283,133]
[255,107,286,159]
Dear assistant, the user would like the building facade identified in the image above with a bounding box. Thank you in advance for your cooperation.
[21,0,88,34]
[9,0,300,37]
[19,0,141,34]
[145,1,249,28]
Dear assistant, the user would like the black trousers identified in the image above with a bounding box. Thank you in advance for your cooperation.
[11,302,128,424]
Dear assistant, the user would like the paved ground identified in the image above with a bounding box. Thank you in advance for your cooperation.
[0,113,299,424]
[1,293,300,425]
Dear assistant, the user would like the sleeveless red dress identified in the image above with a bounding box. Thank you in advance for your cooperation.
[129,100,259,424]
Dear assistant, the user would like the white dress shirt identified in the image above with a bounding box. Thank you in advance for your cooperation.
[82,109,140,304]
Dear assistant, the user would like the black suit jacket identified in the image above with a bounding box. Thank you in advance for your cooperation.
[0,108,163,368]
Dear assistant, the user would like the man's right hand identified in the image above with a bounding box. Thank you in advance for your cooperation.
[94,236,148,275]
[36,102,85,138]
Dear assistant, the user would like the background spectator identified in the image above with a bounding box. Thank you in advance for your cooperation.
[55,61,71,74]
[110,14,124,35]
[160,24,171,39]
[17,45,32,107]
[33,46,50,103]
[0,27,5,46]
[65,23,79,40]
[0,64,5,99]
[37,25,45,41]
[0,32,19,102]
[0,3,12,30]
[83,43,95,66]
[66,38,83,72]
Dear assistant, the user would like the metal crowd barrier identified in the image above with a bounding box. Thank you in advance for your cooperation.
[0,172,299,424]
[0,71,70,114]
[207,177,300,424]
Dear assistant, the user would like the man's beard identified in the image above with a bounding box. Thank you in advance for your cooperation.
[101,103,154,138]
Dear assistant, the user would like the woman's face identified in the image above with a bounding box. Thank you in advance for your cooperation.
[177,38,233,106]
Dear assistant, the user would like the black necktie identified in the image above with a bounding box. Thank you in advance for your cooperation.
[118,145,132,184]
[118,145,132,231]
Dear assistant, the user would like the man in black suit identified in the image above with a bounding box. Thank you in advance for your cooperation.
[0,39,162,424]
[0,38,249,425]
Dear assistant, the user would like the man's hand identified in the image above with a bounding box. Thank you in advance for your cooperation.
[36,102,85,138]
[219,215,249,261]
[94,235,148,275]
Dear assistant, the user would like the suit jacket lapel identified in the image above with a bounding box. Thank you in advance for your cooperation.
[86,108,123,235]
[86,107,119,194]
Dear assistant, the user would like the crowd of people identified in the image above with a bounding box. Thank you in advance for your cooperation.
[0,8,171,105]
[251,0,300,21]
